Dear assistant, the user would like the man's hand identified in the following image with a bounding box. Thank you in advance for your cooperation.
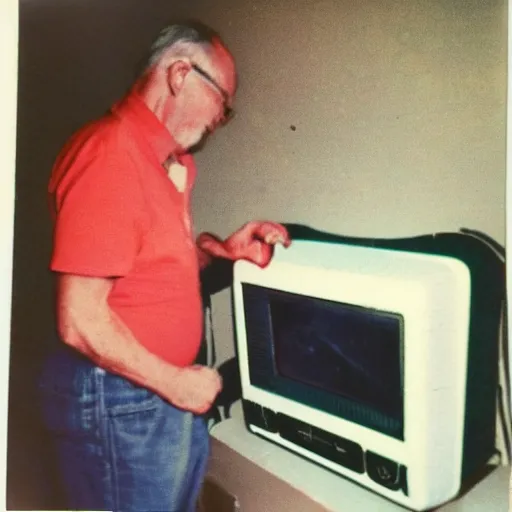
[165,365,223,414]
[197,221,291,268]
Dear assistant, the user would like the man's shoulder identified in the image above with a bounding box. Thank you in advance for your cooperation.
[49,111,137,197]
[52,110,137,175]
[60,111,125,156]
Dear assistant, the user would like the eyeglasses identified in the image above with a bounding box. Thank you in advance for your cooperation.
[190,63,234,124]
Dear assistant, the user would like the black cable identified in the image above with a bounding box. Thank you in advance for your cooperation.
[497,384,512,461]
[459,228,511,464]
[459,228,505,258]
[208,300,216,368]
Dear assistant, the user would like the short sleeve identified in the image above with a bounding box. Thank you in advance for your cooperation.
[50,129,146,277]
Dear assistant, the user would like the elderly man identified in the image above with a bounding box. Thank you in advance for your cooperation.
[38,21,290,512]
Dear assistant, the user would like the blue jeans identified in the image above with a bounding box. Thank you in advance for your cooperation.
[37,346,209,512]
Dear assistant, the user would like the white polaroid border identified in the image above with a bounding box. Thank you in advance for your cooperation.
[507,0,512,507]
[0,0,18,509]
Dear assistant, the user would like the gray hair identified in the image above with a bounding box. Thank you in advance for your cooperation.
[138,21,221,75]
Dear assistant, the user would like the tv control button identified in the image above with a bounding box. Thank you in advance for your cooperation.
[242,400,278,433]
[366,451,402,491]
[276,414,365,475]
[334,443,347,454]
[313,429,365,474]
[276,413,314,447]
[297,427,313,442]
[400,465,409,496]
[262,407,278,432]
[377,465,392,481]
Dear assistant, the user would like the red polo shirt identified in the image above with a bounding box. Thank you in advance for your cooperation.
[48,91,203,367]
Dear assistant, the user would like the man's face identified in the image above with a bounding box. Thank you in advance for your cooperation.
[174,43,236,152]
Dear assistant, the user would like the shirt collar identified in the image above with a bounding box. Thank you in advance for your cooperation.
[110,89,178,164]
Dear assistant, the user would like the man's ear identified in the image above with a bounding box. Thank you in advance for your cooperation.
[167,60,191,97]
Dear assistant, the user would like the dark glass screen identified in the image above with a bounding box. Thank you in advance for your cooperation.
[269,291,403,419]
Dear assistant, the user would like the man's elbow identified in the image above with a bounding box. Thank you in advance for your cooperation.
[56,308,90,355]
[55,273,113,358]
[57,315,80,348]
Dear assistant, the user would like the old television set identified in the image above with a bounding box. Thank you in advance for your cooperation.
[232,231,503,511]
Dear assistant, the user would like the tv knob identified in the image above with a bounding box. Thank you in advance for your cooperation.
[366,451,402,491]
[377,465,392,482]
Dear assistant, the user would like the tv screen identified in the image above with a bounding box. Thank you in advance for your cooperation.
[269,292,404,420]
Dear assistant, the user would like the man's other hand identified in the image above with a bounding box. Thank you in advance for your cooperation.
[166,365,223,414]
[197,221,291,268]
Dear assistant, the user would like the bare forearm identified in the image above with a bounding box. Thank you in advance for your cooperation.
[60,306,179,398]
[197,243,213,270]
[56,273,222,413]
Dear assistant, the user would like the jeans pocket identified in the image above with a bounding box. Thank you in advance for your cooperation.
[103,373,162,417]
[38,386,98,438]
[37,351,99,437]
[105,398,194,511]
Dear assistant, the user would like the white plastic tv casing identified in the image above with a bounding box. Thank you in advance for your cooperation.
[232,239,471,511]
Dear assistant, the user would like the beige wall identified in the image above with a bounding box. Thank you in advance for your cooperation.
[192,0,507,365]
[10,0,506,509]
[195,1,506,241]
